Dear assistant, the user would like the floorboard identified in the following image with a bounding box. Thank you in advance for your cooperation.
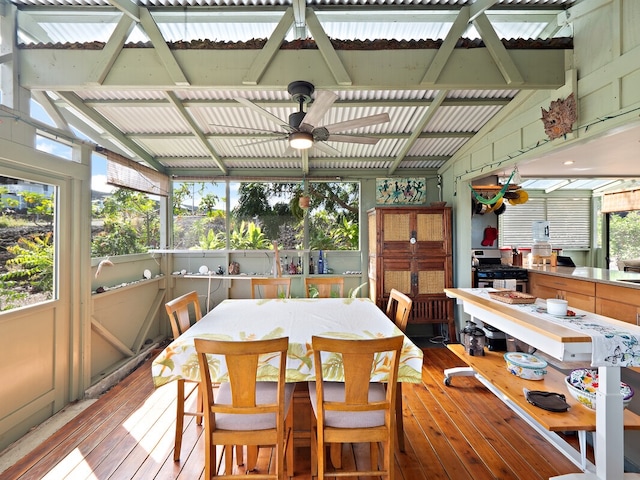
[0,346,584,480]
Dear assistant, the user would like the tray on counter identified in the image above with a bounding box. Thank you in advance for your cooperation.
[488,291,536,304]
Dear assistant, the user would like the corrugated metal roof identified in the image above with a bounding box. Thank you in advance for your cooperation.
[8,0,586,189]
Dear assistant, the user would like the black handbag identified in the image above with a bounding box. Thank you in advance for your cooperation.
[524,388,570,412]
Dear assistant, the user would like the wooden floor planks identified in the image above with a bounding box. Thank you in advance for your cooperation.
[1,346,583,480]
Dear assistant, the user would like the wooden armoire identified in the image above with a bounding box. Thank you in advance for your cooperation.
[368,206,455,341]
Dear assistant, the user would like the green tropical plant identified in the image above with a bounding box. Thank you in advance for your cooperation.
[331,217,359,250]
[0,282,28,311]
[195,228,226,250]
[229,221,272,249]
[0,232,54,293]
[92,188,159,255]
[92,220,148,256]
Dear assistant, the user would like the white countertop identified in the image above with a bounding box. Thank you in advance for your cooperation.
[528,265,640,288]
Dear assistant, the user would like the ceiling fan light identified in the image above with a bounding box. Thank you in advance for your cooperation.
[289,132,313,150]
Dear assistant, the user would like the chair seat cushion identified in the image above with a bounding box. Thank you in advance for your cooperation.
[214,382,294,431]
[308,381,386,428]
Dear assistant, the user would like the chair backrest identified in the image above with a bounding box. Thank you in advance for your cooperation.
[251,277,291,299]
[304,277,344,298]
[165,290,202,339]
[311,335,403,421]
[385,289,413,333]
[194,336,289,422]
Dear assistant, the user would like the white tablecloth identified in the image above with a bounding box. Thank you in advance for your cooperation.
[152,297,424,387]
[474,288,640,368]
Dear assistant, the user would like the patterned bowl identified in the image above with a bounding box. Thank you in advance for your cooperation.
[504,352,548,380]
[564,368,634,410]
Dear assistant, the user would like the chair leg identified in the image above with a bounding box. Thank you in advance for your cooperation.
[370,442,379,471]
[224,445,234,475]
[246,445,258,471]
[310,415,318,477]
[396,383,405,452]
[174,379,185,462]
[285,404,294,478]
[330,444,341,468]
[196,384,203,426]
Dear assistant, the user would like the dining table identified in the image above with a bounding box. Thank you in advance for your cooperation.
[152,297,424,388]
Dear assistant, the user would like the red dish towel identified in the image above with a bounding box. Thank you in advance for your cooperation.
[481,226,498,246]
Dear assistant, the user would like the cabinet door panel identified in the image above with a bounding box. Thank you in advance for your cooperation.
[380,213,412,254]
[564,292,594,312]
[416,257,452,294]
[529,283,559,300]
[416,212,449,255]
[596,298,640,325]
[383,270,412,295]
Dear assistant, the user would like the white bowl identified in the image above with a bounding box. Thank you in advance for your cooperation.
[546,298,568,316]
[565,369,634,410]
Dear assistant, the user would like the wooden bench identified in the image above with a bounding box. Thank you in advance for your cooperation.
[445,344,640,472]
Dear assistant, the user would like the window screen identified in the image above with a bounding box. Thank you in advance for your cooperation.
[498,195,591,249]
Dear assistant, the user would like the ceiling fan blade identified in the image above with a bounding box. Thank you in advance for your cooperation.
[235,97,294,132]
[327,134,380,145]
[236,136,288,147]
[313,141,342,156]
[324,112,390,134]
[299,90,338,132]
[209,123,283,135]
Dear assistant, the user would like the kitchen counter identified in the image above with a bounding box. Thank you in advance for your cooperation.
[528,265,640,288]
[527,265,640,326]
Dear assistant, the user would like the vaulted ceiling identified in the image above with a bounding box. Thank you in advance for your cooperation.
[7,0,578,182]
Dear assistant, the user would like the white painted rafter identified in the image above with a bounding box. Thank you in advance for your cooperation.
[165,91,228,175]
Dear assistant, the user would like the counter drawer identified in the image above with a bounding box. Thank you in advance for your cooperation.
[596,298,640,325]
[529,272,595,296]
[597,283,640,303]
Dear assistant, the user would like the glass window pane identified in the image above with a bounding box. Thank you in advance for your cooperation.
[170,180,360,252]
[0,175,55,311]
[91,154,160,256]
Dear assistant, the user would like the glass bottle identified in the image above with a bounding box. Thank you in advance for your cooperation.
[309,256,314,274]
[318,250,324,275]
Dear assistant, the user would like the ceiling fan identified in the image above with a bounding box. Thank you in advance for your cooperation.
[234,80,390,154]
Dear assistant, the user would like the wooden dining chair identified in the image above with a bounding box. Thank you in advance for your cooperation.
[251,277,291,299]
[165,290,204,462]
[194,337,295,480]
[304,277,344,298]
[309,335,403,480]
[385,288,413,452]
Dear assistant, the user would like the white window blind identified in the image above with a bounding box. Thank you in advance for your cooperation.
[104,149,169,197]
[498,195,591,249]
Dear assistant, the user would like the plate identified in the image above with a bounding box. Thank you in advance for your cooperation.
[535,307,585,319]
[143,269,152,279]
[199,265,209,274]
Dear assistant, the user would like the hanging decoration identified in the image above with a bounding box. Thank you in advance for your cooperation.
[470,166,528,215]
[299,177,310,210]
[469,168,516,205]
[541,93,577,140]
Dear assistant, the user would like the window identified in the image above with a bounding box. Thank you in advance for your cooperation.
[91,153,161,256]
[171,180,360,251]
[498,193,591,249]
[0,175,56,311]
